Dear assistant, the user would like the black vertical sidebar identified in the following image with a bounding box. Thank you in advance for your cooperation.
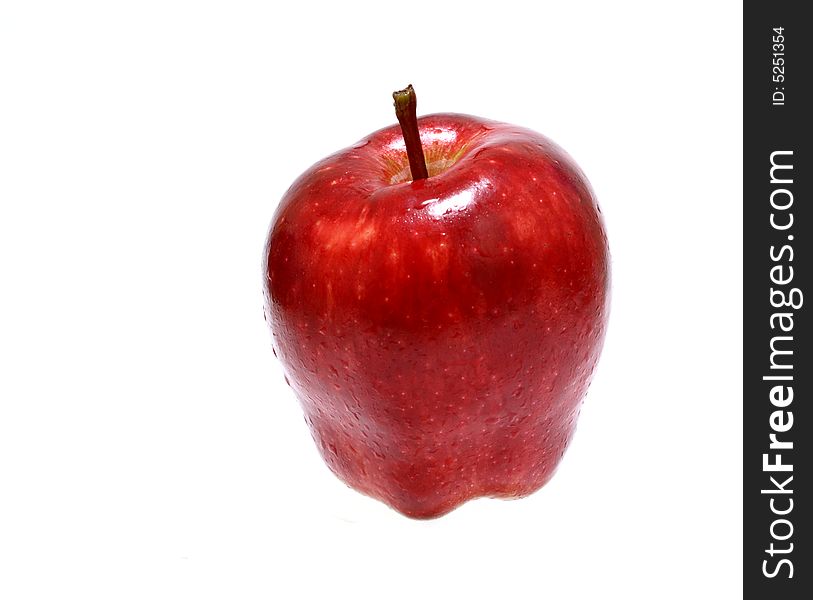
[744,3,810,598]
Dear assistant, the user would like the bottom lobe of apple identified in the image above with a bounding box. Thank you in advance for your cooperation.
[306,415,576,519]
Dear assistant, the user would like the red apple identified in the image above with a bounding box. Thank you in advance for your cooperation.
[263,87,610,518]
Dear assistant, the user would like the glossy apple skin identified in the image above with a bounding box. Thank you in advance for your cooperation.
[263,113,610,518]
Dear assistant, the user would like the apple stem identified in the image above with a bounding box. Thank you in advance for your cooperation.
[392,85,429,181]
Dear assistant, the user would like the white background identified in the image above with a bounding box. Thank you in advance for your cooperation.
[0,1,742,598]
